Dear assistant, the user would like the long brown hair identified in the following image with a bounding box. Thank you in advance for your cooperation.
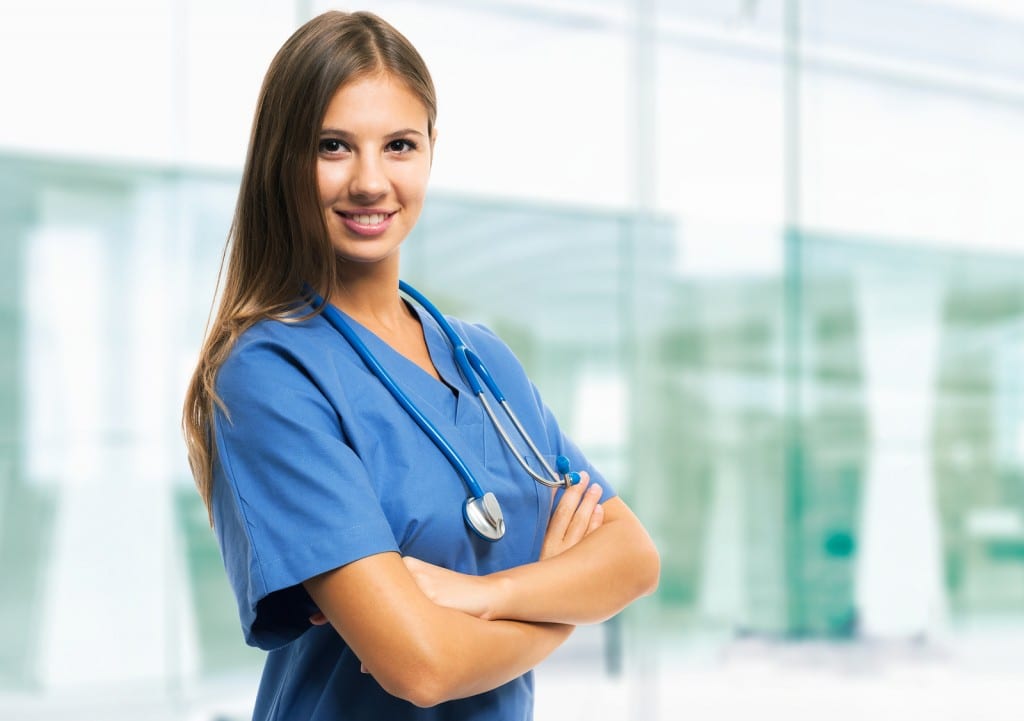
[182,11,437,522]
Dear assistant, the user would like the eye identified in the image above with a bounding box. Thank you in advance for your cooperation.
[318,138,349,155]
[387,139,417,153]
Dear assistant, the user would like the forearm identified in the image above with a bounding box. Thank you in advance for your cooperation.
[304,552,574,708]
[392,612,573,705]
[486,498,660,625]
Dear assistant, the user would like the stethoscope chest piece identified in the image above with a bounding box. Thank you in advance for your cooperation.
[464,491,506,541]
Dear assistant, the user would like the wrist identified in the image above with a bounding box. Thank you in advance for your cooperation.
[481,571,514,621]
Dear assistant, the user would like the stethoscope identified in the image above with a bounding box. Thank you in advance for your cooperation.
[309,281,581,541]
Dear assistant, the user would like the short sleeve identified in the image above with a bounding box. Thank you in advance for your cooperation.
[211,335,399,650]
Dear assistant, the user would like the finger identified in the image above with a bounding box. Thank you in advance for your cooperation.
[361,663,369,674]
[547,473,590,540]
[563,482,604,546]
[586,500,604,535]
[309,611,328,625]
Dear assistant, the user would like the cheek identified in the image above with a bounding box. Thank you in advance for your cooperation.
[316,162,337,205]
[396,163,432,205]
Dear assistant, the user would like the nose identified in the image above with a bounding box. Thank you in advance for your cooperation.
[349,153,388,200]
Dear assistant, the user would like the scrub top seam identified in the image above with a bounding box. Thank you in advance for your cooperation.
[213,412,272,600]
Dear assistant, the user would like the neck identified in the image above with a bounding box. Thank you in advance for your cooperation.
[329,257,408,331]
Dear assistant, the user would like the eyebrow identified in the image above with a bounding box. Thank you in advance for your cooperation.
[319,127,426,140]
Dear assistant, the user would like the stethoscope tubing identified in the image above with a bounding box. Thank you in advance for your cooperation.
[398,282,566,488]
[307,281,584,541]
[313,293,488,500]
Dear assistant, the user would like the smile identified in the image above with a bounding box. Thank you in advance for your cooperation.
[336,210,397,236]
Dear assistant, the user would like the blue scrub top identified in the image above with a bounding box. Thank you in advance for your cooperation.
[211,300,615,721]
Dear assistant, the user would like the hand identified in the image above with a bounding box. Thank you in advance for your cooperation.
[402,556,494,619]
[540,472,604,561]
[400,475,605,617]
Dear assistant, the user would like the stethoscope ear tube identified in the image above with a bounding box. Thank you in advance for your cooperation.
[397,283,577,490]
[311,292,489,502]
[464,348,504,401]
[478,394,569,488]
[311,281,581,541]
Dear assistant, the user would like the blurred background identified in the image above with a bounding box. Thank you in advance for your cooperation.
[2,0,1023,719]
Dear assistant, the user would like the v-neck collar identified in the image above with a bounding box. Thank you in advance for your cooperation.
[407,301,484,427]
[327,302,482,427]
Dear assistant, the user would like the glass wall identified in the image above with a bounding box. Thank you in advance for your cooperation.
[2,0,1023,719]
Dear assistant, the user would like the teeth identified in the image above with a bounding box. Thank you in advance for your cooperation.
[352,213,385,225]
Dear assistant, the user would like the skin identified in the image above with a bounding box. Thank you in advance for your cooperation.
[317,72,438,369]
[317,72,432,271]
[401,475,656,625]
[301,72,660,708]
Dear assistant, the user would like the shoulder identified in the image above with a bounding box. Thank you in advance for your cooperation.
[229,312,334,357]
[446,317,515,360]
[216,314,336,400]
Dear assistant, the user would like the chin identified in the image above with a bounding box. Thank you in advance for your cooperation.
[332,246,403,267]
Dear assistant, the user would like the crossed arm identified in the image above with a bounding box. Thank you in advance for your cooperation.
[303,474,659,708]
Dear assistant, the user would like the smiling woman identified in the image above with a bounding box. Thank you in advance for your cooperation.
[181,10,658,721]
[316,74,434,267]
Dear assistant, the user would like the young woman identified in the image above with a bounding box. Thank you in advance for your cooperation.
[183,10,659,720]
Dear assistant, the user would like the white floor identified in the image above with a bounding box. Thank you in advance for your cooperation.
[536,633,1024,721]
[4,633,1023,721]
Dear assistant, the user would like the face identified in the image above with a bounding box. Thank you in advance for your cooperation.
[316,73,434,268]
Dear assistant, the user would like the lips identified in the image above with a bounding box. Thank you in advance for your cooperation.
[335,209,397,236]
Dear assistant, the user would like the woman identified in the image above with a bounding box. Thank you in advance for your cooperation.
[183,10,659,720]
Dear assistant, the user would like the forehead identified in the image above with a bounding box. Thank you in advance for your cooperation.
[321,73,429,131]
